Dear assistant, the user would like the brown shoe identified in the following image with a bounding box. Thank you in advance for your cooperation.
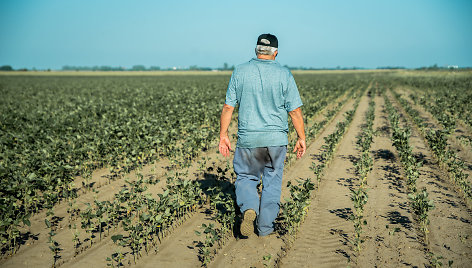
[240,209,257,236]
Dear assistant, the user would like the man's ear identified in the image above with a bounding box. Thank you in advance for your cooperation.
[274,50,278,58]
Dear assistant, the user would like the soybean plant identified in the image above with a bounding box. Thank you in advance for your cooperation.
[45,218,61,268]
[195,223,220,267]
[408,188,435,234]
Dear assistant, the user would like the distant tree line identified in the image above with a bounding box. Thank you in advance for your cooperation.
[0,65,13,71]
[376,66,405,69]
[61,65,162,71]
[284,65,366,70]
[0,65,32,71]
[1,64,470,72]
[190,63,234,71]
[61,63,236,71]
[414,64,466,70]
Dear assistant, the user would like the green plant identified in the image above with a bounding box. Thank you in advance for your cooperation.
[429,252,453,267]
[80,203,96,247]
[71,223,81,256]
[106,250,125,267]
[349,188,368,252]
[108,235,126,267]
[384,94,436,239]
[408,188,435,234]
[393,92,472,204]
[195,223,220,267]
[349,97,374,253]
[278,179,315,236]
[386,225,400,236]
[0,73,364,256]
[263,253,272,267]
[45,218,61,268]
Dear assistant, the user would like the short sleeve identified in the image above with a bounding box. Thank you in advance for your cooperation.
[225,71,238,107]
[284,72,303,112]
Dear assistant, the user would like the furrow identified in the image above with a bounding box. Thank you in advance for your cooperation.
[208,94,359,268]
[356,94,428,267]
[279,93,370,267]
[387,91,472,268]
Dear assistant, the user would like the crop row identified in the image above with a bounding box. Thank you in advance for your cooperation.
[0,76,227,254]
[305,86,360,144]
[281,103,360,234]
[192,90,364,267]
[349,91,375,254]
[194,167,237,267]
[408,90,472,151]
[311,106,359,182]
[286,81,363,165]
[0,74,367,256]
[389,74,472,130]
[408,93,456,135]
[383,91,456,266]
[287,87,358,167]
[45,163,234,268]
[383,93,434,236]
[69,172,203,267]
[386,89,460,267]
[272,94,362,266]
[392,92,472,203]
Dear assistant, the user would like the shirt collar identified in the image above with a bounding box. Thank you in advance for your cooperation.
[251,58,278,64]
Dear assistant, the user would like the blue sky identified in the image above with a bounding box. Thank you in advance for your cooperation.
[1,0,471,69]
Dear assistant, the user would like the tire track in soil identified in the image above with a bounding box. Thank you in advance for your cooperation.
[357,95,428,267]
[387,91,472,268]
[208,95,359,268]
[278,94,370,268]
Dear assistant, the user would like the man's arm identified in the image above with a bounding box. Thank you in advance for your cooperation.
[288,107,306,159]
[219,104,235,157]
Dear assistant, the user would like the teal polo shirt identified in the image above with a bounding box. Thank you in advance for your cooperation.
[225,58,303,148]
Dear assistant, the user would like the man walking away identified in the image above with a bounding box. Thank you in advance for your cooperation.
[219,33,306,237]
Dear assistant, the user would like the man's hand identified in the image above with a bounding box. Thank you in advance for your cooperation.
[293,138,306,159]
[219,104,235,157]
[289,107,306,159]
[219,135,232,157]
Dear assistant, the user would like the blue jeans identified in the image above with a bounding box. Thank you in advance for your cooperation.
[233,146,287,236]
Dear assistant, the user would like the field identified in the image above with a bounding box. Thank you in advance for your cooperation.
[1,70,471,267]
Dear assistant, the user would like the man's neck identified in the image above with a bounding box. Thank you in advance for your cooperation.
[257,54,276,60]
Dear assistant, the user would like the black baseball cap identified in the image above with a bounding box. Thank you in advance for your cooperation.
[257,33,278,48]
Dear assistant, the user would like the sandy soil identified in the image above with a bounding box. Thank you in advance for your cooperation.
[357,94,428,267]
[2,86,472,268]
[116,89,356,268]
[279,92,369,268]
[209,92,358,268]
[0,89,350,268]
[395,87,472,184]
[0,118,238,268]
[388,90,472,267]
